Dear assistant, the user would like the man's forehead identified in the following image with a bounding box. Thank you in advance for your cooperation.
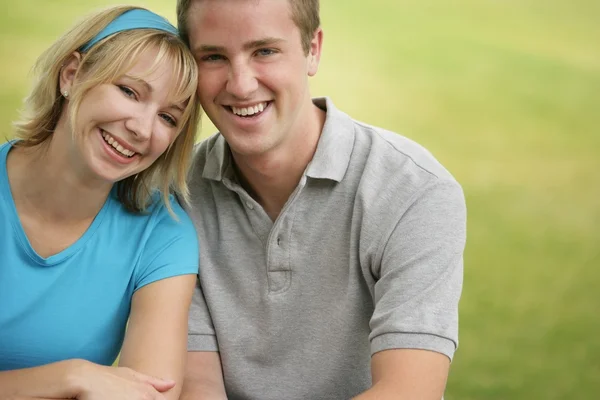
[187,0,296,47]
[187,0,292,22]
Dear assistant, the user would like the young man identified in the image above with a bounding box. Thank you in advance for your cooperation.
[177,1,466,399]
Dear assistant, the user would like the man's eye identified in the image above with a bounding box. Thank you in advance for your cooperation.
[118,85,137,99]
[256,48,276,56]
[201,54,225,62]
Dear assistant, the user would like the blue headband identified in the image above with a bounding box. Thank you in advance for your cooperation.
[79,9,178,52]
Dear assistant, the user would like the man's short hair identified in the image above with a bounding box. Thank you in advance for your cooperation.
[176,0,320,55]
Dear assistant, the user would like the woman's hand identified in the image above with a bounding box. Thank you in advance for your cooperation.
[72,360,175,400]
[0,359,174,400]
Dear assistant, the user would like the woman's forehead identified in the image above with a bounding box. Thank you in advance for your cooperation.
[123,49,194,102]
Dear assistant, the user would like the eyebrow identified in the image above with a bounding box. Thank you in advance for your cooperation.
[168,103,186,113]
[195,37,285,53]
[123,75,153,93]
[121,75,186,113]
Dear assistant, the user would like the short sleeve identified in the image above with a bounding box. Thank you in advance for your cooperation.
[134,199,200,291]
[187,278,219,351]
[369,178,466,361]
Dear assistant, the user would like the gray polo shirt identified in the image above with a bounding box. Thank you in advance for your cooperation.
[186,97,466,400]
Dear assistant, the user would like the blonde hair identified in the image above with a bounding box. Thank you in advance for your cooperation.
[13,5,201,215]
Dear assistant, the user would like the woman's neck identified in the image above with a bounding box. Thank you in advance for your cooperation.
[6,138,111,224]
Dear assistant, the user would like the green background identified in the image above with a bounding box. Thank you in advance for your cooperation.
[2,1,599,398]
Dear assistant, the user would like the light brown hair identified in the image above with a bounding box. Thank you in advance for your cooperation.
[176,0,320,55]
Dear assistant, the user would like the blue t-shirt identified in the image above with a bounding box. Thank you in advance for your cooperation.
[0,142,199,370]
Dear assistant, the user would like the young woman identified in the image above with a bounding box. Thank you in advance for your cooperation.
[0,6,202,399]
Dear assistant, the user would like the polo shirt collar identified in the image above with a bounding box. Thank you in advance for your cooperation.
[305,97,354,182]
[202,134,233,182]
[202,97,355,183]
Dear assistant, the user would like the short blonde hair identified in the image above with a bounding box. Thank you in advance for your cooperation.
[13,5,201,215]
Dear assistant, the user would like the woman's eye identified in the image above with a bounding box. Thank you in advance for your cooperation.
[160,113,177,127]
[118,85,137,99]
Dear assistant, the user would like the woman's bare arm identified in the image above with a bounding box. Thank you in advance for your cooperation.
[118,274,197,400]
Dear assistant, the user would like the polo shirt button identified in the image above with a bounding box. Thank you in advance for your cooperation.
[246,202,254,210]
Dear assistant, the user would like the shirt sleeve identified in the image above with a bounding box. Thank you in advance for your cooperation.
[187,279,219,351]
[369,177,466,361]
[134,200,200,291]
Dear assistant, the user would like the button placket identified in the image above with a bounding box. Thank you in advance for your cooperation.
[228,183,272,246]
[266,228,289,293]
[266,198,300,294]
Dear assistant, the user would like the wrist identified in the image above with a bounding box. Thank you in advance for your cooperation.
[61,359,91,396]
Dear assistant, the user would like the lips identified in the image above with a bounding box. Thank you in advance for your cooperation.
[101,130,137,158]
[227,101,270,118]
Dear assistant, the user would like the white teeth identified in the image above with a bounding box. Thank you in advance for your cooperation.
[101,131,136,158]
[231,102,268,117]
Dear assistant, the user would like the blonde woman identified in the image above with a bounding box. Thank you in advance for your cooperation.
[0,6,202,400]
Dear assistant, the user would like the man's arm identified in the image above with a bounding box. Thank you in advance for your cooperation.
[357,177,466,399]
[180,351,228,399]
[180,269,228,399]
[352,349,450,400]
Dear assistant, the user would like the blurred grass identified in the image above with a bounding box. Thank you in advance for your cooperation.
[1,1,599,399]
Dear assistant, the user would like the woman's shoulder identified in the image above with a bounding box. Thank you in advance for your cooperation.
[130,194,199,290]
[146,193,194,227]
[102,190,196,251]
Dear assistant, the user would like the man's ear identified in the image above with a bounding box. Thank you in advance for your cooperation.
[307,28,323,77]
[59,52,82,97]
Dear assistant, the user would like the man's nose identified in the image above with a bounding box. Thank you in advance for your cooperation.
[226,62,259,99]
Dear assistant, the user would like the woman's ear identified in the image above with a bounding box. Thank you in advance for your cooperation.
[59,52,82,98]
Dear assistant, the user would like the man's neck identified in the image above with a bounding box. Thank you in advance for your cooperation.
[232,102,326,221]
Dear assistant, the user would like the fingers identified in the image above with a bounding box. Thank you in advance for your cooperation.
[127,369,176,393]
[149,377,176,393]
